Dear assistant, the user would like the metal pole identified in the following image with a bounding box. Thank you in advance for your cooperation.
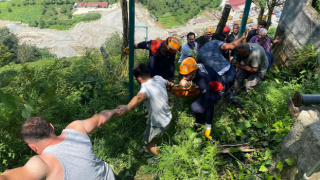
[232,0,252,64]
[301,160,320,180]
[135,25,148,56]
[129,0,135,100]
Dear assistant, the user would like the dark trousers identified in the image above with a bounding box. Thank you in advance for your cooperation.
[191,92,222,125]
[265,51,274,72]
[148,56,175,81]
[222,65,237,97]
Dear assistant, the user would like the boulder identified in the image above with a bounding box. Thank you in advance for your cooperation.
[270,110,320,180]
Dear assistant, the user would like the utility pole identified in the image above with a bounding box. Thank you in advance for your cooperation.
[215,4,232,34]
[120,0,129,65]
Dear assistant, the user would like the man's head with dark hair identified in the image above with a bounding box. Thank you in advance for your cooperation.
[237,42,251,58]
[20,116,53,143]
[187,32,196,47]
[197,35,209,48]
[187,32,195,39]
[233,24,240,35]
[211,33,225,41]
[258,20,267,28]
[132,63,150,80]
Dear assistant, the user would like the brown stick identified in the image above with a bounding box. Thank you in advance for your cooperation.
[218,148,257,154]
[220,142,250,148]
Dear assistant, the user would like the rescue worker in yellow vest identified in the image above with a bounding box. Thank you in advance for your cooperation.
[124,37,181,82]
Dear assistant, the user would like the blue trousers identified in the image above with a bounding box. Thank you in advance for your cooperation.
[221,65,236,93]
[148,55,175,81]
[265,51,274,72]
[191,92,222,125]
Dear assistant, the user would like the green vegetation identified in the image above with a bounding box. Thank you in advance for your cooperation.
[0,28,320,178]
[139,0,221,27]
[0,27,55,67]
[0,0,117,30]
[313,0,320,14]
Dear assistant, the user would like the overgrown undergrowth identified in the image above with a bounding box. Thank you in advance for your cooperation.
[0,44,319,179]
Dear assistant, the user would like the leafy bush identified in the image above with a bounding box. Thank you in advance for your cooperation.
[104,32,123,57]
[39,19,46,28]
[7,7,12,12]
[313,0,320,14]
[17,4,21,7]
[60,6,68,14]
[0,42,13,67]
[291,45,319,73]
[267,27,276,39]
[41,8,47,15]
[11,3,16,6]
[82,13,102,21]
[16,43,56,63]
[0,27,19,58]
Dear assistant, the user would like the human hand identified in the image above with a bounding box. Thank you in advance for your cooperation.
[205,129,212,140]
[273,36,279,44]
[233,61,240,68]
[167,81,174,87]
[116,105,129,117]
[242,30,247,41]
[123,47,130,55]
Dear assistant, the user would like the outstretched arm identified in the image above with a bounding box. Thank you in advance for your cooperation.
[66,109,119,135]
[0,156,49,180]
[116,92,148,117]
[220,32,246,50]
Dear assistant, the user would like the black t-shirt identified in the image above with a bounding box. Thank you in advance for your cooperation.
[226,32,238,57]
[246,29,258,42]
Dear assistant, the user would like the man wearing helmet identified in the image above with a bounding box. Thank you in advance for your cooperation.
[124,37,181,82]
[206,28,214,41]
[179,57,225,140]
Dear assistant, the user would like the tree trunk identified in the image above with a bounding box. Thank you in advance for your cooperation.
[215,4,232,34]
[257,6,265,23]
[266,0,277,29]
[120,0,129,65]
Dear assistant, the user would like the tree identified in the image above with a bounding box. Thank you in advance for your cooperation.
[0,42,13,67]
[252,0,267,23]
[253,0,285,29]
[0,27,19,59]
[120,0,129,67]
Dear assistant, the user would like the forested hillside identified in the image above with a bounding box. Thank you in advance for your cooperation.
[139,0,221,26]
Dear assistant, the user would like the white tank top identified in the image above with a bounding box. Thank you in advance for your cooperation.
[43,129,115,180]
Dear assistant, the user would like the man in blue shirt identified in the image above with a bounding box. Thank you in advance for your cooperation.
[179,32,198,63]
[196,32,246,98]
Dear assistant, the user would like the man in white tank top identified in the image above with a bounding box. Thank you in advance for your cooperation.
[0,109,119,180]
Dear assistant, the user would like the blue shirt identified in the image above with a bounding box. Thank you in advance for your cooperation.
[197,40,230,73]
[179,42,198,63]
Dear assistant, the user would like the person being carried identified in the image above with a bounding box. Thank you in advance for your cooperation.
[0,110,119,180]
[179,32,198,63]
[116,63,173,155]
[233,42,269,95]
[179,57,225,140]
[124,37,181,82]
